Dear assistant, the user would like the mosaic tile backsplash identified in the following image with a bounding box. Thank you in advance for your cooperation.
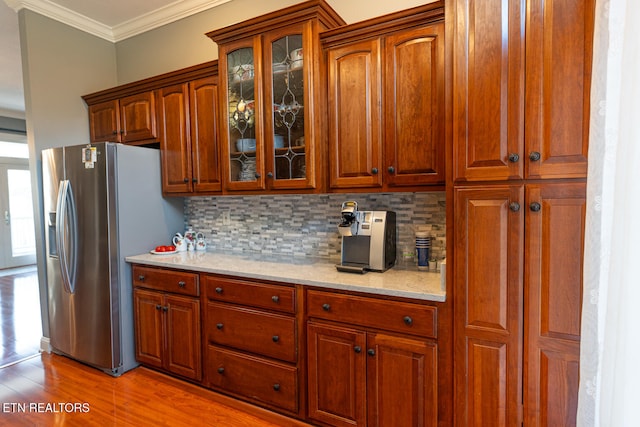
[184,192,446,263]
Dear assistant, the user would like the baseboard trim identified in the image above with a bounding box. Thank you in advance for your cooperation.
[40,336,51,353]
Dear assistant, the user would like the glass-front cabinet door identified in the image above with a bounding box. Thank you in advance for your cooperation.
[264,28,315,190]
[219,24,317,192]
[221,38,265,191]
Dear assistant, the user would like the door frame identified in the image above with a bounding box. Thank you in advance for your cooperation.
[0,157,37,269]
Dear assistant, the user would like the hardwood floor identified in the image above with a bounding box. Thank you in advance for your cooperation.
[0,353,310,426]
[0,267,41,368]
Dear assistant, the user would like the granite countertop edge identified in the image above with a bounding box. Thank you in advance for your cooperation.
[125,251,446,303]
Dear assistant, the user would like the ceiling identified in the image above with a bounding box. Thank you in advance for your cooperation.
[0,0,231,119]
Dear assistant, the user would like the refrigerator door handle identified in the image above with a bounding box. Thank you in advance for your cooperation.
[55,180,78,294]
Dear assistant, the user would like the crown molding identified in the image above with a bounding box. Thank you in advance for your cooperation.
[113,0,231,41]
[4,0,232,42]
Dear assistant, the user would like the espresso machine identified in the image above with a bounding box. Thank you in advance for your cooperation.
[336,201,397,273]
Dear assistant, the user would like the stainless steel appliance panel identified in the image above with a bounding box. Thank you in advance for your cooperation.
[42,142,184,376]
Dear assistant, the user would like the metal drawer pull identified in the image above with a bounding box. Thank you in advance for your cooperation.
[215,287,223,294]
[138,275,145,281]
[367,349,375,356]
[216,323,223,330]
[272,335,279,343]
[155,304,162,310]
[273,384,280,391]
[177,281,186,288]
[271,295,280,303]
[354,346,362,353]
[403,316,413,326]
[322,303,331,311]
[217,367,224,374]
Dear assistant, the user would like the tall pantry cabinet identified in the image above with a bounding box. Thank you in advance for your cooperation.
[450,0,594,425]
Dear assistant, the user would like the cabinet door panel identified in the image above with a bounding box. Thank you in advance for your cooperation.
[536,349,580,426]
[524,183,585,426]
[453,186,524,426]
[190,76,222,193]
[328,39,382,189]
[466,338,509,427]
[158,84,192,193]
[120,92,157,143]
[525,0,594,179]
[263,26,317,190]
[453,0,525,181]
[166,295,201,380]
[133,289,164,369]
[220,39,266,191]
[384,23,445,187]
[88,100,120,142]
[307,321,366,427]
[367,333,438,427]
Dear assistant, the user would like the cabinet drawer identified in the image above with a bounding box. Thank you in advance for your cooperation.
[203,275,296,313]
[307,290,437,339]
[206,345,298,413]
[206,302,296,362]
[132,265,199,297]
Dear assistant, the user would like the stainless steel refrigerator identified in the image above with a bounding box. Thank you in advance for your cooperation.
[42,142,183,376]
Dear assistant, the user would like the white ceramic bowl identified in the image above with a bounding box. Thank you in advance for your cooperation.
[230,64,254,82]
[236,138,256,152]
[290,48,303,61]
[274,135,285,149]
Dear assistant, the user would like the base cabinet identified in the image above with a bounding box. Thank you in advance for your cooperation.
[306,290,439,427]
[132,266,202,381]
[202,275,300,415]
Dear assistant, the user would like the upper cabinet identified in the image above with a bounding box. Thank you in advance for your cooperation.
[87,92,157,145]
[321,3,446,191]
[83,61,222,195]
[207,0,346,193]
[453,0,594,182]
[157,75,222,195]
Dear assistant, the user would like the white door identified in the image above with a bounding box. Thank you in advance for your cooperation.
[0,160,36,269]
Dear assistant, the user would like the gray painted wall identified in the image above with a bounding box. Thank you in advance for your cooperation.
[115,0,434,85]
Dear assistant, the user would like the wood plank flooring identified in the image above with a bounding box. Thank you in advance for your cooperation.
[0,353,310,426]
[0,267,41,368]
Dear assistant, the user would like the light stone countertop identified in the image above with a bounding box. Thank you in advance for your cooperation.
[126,250,446,302]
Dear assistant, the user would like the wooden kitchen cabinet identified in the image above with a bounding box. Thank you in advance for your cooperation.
[523,183,585,426]
[322,3,445,191]
[157,76,222,194]
[451,0,593,424]
[453,185,525,426]
[452,0,594,181]
[202,275,301,415]
[206,0,345,193]
[453,183,586,426]
[87,92,157,145]
[306,290,438,426]
[83,60,220,179]
[132,266,201,381]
